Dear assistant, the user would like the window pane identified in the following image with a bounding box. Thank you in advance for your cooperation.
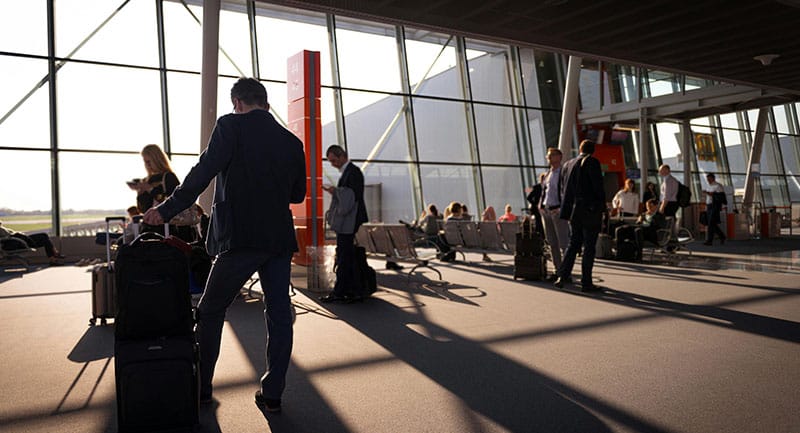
[481,166,524,215]
[413,98,471,163]
[341,90,410,162]
[335,18,401,93]
[723,128,748,173]
[655,122,682,170]
[644,69,679,98]
[578,59,602,111]
[0,0,47,55]
[164,0,203,72]
[760,134,783,175]
[59,152,144,215]
[218,6,252,77]
[474,103,519,165]
[420,165,479,219]
[56,0,159,67]
[778,135,800,175]
[772,105,793,134]
[404,28,461,99]
[787,176,800,202]
[167,71,201,154]
[254,5,331,85]
[465,39,511,105]
[520,49,561,109]
[0,56,50,149]
[0,151,52,233]
[361,162,416,223]
[57,63,162,151]
[526,109,556,165]
[759,175,788,207]
[719,112,741,129]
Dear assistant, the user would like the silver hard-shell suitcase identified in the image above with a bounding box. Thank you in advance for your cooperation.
[90,216,126,326]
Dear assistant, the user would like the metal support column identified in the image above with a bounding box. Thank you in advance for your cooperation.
[638,108,649,201]
[456,36,485,212]
[47,0,61,236]
[558,56,581,156]
[395,26,424,215]
[198,0,220,212]
[742,108,769,207]
[326,14,347,149]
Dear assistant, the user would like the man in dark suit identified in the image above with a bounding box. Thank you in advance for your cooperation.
[144,78,306,413]
[320,145,369,303]
[554,139,606,293]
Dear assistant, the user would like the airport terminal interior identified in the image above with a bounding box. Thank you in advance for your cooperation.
[1,1,799,432]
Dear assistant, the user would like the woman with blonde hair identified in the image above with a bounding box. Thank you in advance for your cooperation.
[128,144,196,241]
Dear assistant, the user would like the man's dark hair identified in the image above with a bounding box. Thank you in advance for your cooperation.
[326,145,347,158]
[231,78,268,107]
[706,173,716,180]
[579,139,595,155]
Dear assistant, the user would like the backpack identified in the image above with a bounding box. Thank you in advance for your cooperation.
[677,182,691,208]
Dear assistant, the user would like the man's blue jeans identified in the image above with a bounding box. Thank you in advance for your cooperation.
[197,248,293,400]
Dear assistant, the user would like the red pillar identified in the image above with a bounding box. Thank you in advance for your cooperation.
[287,51,323,265]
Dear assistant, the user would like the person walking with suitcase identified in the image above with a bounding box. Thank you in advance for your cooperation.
[144,78,306,413]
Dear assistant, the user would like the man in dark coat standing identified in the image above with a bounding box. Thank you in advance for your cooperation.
[554,139,606,292]
[320,145,369,303]
[144,78,306,412]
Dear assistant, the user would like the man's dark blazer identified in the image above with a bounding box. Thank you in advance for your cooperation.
[337,162,369,230]
[558,153,605,221]
[158,109,306,256]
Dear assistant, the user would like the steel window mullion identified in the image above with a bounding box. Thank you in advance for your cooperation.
[156,0,171,154]
[327,14,346,150]
[47,0,60,236]
[395,25,423,215]
[456,36,485,212]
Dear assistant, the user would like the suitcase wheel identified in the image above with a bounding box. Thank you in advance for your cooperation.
[89,318,96,326]
[100,318,107,326]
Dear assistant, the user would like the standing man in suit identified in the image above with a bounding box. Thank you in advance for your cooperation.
[539,147,571,280]
[320,145,369,303]
[554,139,606,293]
[144,78,306,413]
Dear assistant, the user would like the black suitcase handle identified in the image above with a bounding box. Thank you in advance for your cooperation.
[130,231,165,246]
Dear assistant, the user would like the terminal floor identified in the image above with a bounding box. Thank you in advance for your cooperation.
[1,237,799,433]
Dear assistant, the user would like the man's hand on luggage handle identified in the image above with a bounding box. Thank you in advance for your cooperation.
[143,207,164,225]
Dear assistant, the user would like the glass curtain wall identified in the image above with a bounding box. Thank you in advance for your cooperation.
[0,0,562,234]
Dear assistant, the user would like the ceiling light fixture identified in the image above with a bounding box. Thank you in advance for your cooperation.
[753,54,780,66]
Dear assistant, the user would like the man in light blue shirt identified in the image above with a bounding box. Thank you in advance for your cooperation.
[540,147,570,277]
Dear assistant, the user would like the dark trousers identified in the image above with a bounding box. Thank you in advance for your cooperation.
[706,210,726,242]
[197,249,293,400]
[333,233,356,296]
[14,233,56,257]
[663,201,680,218]
[558,219,600,286]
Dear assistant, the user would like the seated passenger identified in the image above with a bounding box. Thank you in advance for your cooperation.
[0,220,65,266]
[614,199,666,257]
[498,204,517,222]
[612,178,640,217]
[481,206,497,222]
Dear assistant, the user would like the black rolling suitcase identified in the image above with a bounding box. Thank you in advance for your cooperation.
[114,230,199,433]
[513,221,547,280]
[90,216,126,326]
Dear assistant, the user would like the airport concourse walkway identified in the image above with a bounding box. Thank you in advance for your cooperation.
[1,237,799,433]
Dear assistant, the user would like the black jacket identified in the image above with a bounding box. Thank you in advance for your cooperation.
[158,109,306,256]
[559,153,605,221]
[337,162,369,230]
